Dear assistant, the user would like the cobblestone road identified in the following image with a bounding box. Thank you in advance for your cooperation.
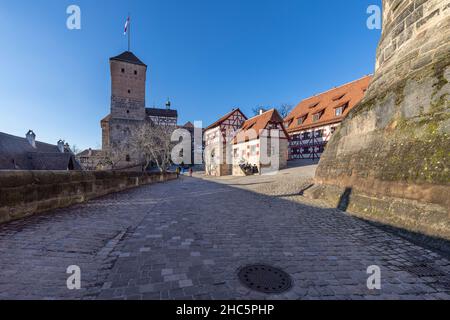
[1,166,449,300]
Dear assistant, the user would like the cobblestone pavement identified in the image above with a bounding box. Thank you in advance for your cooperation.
[0,166,449,300]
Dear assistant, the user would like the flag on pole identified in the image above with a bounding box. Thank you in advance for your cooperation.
[124,17,130,35]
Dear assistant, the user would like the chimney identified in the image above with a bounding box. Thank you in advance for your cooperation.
[165,98,171,110]
[26,130,36,148]
[259,108,265,115]
[57,140,65,153]
[64,143,70,153]
[88,148,93,157]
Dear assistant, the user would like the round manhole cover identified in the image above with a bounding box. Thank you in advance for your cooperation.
[238,265,292,294]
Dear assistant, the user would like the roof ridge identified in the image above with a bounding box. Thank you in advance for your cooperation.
[303,74,372,101]
[245,108,275,122]
[0,131,56,148]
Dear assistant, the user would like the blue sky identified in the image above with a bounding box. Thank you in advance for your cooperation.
[0,0,381,151]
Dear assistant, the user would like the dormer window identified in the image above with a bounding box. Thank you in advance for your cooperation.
[297,117,305,125]
[335,102,349,116]
[332,94,346,101]
[313,113,321,122]
[285,118,293,127]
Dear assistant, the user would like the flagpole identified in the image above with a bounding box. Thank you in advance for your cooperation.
[128,14,131,51]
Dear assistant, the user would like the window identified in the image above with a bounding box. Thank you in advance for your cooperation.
[297,117,304,125]
[128,89,131,94]
[302,132,310,140]
[121,68,125,73]
[315,130,323,138]
[233,149,239,158]
[250,145,257,156]
[134,70,138,75]
[126,110,130,114]
[331,126,337,134]
[126,155,131,162]
[335,107,343,116]
[313,113,321,122]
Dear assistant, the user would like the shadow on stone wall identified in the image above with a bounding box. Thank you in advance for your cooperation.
[337,188,353,212]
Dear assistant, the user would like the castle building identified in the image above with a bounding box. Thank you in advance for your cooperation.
[0,130,81,171]
[232,109,289,176]
[101,51,178,169]
[284,75,371,160]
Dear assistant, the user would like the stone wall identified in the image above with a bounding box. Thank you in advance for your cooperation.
[110,59,146,121]
[309,0,450,240]
[0,171,177,224]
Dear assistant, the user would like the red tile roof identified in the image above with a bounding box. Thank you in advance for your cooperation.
[285,75,372,133]
[234,109,289,144]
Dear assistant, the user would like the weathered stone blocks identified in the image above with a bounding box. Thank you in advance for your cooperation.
[310,0,450,240]
[0,171,176,224]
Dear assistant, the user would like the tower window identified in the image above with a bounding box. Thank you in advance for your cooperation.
[126,110,130,114]
[121,68,125,73]
[128,89,131,94]
[134,70,137,75]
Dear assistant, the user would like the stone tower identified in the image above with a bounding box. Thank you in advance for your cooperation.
[308,0,450,239]
[110,51,147,120]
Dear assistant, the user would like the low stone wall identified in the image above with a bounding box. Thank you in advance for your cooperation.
[0,171,177,224]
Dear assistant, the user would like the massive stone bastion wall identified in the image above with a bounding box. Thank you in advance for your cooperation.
[308,0,450,240]
[0,171,177,224]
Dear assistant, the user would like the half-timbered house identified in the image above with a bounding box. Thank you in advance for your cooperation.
[232,109,289,176]
[204,109,247,176]
[284,75,372,160]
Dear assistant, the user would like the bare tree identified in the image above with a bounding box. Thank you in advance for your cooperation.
[277,104,294,118]
[252,106,269,116]
[252,104,293,118]
[132,121,175,173]
[100,145,126,171]
[71,144,81,155]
